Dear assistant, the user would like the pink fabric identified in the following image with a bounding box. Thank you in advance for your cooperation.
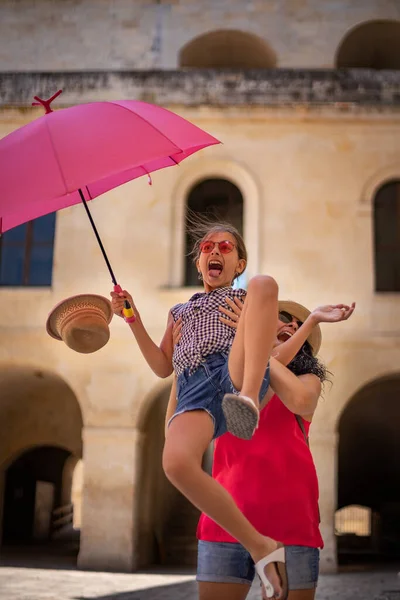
[197,394,324,548]
[0,100,219,232]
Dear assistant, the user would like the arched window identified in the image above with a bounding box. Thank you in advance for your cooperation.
[184,179,244,287]
[374,180,400,292]
[335,505,371,537]
[336,20,400,69]
[179,30,277,69]
[0,213,56,286]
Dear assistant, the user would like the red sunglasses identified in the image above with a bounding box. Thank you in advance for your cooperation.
[199,240,236,254]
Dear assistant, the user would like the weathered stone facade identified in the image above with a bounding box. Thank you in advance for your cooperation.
[1,0,400,71]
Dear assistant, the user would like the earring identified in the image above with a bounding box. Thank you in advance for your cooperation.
[198,271,203,281]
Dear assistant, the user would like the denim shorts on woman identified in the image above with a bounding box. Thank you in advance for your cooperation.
[197,540,320,590]
[170,352,270,439]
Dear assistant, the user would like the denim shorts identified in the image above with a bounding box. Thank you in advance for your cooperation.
[197,540,320,589]
[171,352,270,439]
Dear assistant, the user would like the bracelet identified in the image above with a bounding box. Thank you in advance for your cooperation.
[125,315,136,324]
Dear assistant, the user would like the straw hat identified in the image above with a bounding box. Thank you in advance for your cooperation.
[46,294,113,354]
[278,300,322,356]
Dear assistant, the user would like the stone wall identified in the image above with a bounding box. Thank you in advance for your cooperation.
[0,0,399,71]
[1,103,400,571]
[2,69,400,109]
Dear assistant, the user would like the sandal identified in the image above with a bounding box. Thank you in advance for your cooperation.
[255,546,288,600]
[222,394,259,440]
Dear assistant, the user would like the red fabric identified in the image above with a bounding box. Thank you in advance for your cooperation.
[197,394,323,548]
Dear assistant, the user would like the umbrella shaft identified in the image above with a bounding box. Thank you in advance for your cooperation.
[78,188,118,286]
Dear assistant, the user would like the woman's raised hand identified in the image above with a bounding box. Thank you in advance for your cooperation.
[172,318,182,346]
[110,289,135,318]
[311,302,356,324]
[219,296,245,329]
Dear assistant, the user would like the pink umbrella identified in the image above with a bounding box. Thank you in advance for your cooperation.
[0,90,220,290]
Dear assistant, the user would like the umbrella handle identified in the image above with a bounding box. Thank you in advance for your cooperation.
[114,284,136,323]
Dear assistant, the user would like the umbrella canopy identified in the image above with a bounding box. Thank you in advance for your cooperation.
[0,92,220,233]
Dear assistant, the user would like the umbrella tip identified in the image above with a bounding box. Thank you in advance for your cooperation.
[32,90,63,114]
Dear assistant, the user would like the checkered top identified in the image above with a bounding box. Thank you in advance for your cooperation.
[171,286,247,376]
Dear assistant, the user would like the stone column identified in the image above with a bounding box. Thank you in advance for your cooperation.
[310,431,338,574]
[78,426,139,572]
[0,470,5,551]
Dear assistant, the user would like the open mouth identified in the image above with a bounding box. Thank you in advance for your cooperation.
[208,260,223,278]
[277,330,293,342]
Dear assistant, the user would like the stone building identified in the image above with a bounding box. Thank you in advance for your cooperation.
[0,0,400,575]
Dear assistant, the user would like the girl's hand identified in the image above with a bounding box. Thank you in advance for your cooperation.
[110,289,135,318]
[311,302,356,324]
[218,297,245,329]
[172,318,182,346]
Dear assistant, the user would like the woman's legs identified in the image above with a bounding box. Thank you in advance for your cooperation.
[198,582,251,600]
[228,275,278,404]
[198,584,316,600]
[288,590,316,600]
[163,410,282,595]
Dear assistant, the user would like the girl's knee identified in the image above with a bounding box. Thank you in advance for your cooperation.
[162,444,191,485]
[247,275,278,298]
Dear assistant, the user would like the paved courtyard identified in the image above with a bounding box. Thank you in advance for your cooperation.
[0,564,399,600]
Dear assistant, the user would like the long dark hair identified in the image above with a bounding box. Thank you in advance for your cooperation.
[286,340,330,384]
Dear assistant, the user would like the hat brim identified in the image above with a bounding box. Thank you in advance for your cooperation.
[46,294,113,341]
[278,300,322,355]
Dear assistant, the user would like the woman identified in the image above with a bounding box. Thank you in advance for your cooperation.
[166,299,354,599]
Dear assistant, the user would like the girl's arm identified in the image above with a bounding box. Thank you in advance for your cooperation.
[128,311,174,378]
[269,356,321,417]
[165,375,178,437]
[111,290,174,378]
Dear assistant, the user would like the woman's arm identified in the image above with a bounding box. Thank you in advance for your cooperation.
[269,357,321,417]
[271,315,318,366]
[272,304,355,366]
[111,290,174,378]
[165,375,178,437]
[220,299,355,368]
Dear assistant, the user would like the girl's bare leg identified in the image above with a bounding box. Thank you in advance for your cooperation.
[163,410,282,595]
[198,581,251,600]
[229,275,278,403]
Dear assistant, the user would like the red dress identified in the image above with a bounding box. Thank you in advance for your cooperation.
[197,394,323,548]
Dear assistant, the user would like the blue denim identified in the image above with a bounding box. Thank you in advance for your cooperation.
[197,540,320,589]
[170,352,270,439]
